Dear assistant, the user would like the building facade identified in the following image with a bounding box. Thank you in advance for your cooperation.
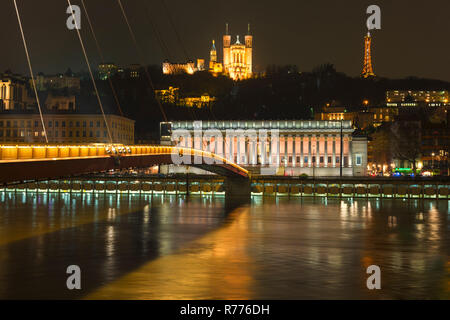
[315,105,397,129]
[162,60,196,75]
[386,90,448,103]
[0,114,134,144]
[223,24,253,80]
[0,73,32,110]
[161,120,368,176]
[222,24,252,80]
[98,63,118,80]
[154,87,216,108]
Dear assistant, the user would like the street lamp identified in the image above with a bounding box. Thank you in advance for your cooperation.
[431,152,435,171]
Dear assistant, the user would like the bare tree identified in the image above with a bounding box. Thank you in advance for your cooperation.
[390,121,422,172]
[390,121,422,173]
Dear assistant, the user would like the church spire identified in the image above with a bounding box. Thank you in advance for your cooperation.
[225,23,229,35]
[210,39,217,63]
[247,23,250,34]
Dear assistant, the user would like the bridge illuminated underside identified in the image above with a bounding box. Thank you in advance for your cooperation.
[0,145,249,184]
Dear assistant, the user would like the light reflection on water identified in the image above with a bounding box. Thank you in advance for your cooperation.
[0,192,449,299]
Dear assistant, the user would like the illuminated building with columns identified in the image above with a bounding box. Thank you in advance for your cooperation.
[161,120,367,176]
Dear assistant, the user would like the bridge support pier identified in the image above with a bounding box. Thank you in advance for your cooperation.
[224,177,251,208]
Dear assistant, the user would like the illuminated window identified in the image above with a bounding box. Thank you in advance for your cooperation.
[355,154,362,166]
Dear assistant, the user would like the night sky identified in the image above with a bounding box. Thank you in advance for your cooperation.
[1,0,449,81]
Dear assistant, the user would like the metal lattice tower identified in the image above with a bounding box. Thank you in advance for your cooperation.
[361,31,375,78]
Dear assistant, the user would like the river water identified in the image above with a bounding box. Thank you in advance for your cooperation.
[0,192,449,299]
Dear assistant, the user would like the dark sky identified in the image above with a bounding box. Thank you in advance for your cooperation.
[1,0,449,81]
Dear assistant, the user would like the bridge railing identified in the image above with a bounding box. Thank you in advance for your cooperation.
[0,144,248,176]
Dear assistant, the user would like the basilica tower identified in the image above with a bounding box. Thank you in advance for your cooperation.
[244,23,252,74]
[223,23,231,73]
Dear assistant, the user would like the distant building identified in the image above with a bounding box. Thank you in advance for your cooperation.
[179,94,216,108]
[386,90,449,107]
[35,72,80,92]
[128,64,141,78]
[196,59,205,71]
[154,87,216,108]
[369,106,397,126]
[0,77,134,144]
[315,105,397,129]
[0,72,30,110]
[44,93,76,111]
[98,63,118,80]
[208,40,223,76]
[421,123,449,174]
[161,23,253,80]
[154,87,180,104]
[0,113,134,144]
[368,121,449,175]
[222,24,253,80]
[162,60,195,75]
[315,106,351,121]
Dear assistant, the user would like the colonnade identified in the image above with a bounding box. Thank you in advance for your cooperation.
[179,133,352,168]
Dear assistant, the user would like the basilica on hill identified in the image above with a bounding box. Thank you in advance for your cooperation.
[162,23,253,81]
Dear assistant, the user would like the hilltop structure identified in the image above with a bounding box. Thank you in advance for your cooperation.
[163,23,253,81]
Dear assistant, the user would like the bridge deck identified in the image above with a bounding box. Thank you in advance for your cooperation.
[0,144,249,184]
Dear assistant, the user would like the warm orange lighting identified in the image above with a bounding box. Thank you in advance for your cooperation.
[361,32,375,78]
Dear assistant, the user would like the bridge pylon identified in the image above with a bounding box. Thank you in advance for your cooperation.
[224,176,251,207]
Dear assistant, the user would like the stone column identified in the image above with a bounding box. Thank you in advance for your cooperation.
[276,134,280,166]
[268,134,272,165]
[308,135,312,167]
[300,135,304,167]
[292,135,296,167]
[332,135,336,168]
[348,135,352,167]
[284,134,288,167]
[237,137,241,164]
[316,135,320,168]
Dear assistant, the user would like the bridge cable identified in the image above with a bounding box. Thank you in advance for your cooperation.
[117,0,168,122]
[142,2,172,61]
[159,0,190,61]
[80,0,124,117]
[141,1,200,125]
[156,0,219,125]
[13,0,48,143]
[67,0,113,144]
[149,0,220,128]
[148,1,217,154]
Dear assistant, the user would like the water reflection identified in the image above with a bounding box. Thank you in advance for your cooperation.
[0,192,449,299]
